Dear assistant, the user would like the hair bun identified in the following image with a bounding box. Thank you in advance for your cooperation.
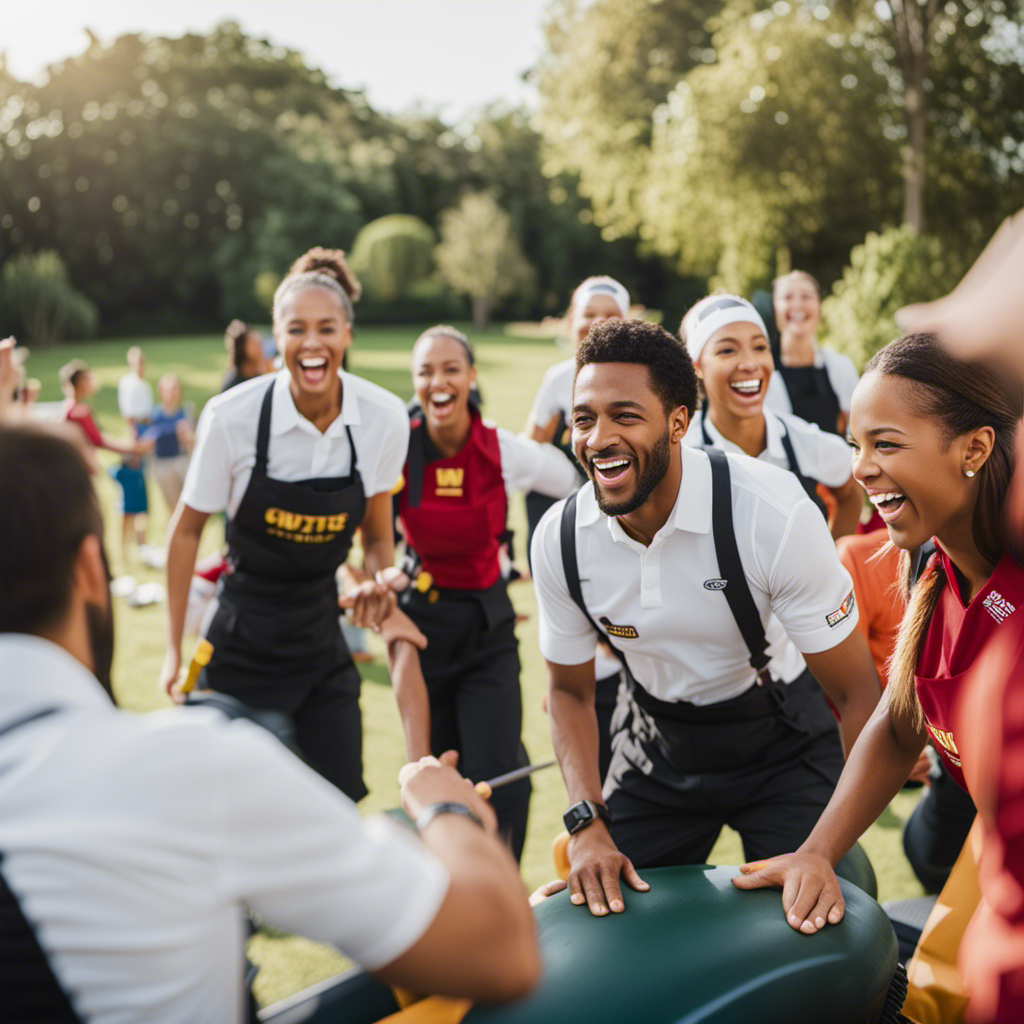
[288,247,362,302]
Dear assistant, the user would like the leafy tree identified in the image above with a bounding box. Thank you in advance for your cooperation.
[0,250,98,345]
[435,193,534,327]
[349,215,437,301]
[820,224,964,367]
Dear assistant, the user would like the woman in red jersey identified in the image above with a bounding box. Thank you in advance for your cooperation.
[734,332,1022,935]
[393,326,579,860]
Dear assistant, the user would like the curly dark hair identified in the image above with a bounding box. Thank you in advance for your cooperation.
[273,247,361,325]
[576,318,698,416]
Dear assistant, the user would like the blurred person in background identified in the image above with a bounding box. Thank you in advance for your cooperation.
[143,372,195,514]
[221,319,272,392]
[767,271,860,437]
[681,293,861,541]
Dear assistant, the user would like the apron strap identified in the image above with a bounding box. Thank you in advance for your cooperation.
[700,410,714,448]
[407,419,427,509]
[776,418,829,518]
[705,447,774,686]
[558,492,635,682]
[345,423,358,475]
[254,381,276,475]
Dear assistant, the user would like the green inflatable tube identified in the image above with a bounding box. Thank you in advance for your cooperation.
[466,865,898,1024]
[261,864,899,1024]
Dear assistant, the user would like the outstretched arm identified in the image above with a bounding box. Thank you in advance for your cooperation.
[733,694,927,932]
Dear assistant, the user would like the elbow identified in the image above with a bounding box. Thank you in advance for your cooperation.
[472,915,541,1003]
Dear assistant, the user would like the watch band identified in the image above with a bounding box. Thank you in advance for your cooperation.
[415,801,484,833]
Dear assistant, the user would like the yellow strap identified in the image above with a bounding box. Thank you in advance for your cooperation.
[378,996,473,1024]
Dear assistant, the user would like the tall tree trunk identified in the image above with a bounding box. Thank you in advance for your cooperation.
[886,0,939,234]
[472,294,492,329]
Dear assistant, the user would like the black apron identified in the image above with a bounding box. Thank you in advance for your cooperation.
[699,411,828,519]
[776,362,841,435]
[202,381,367,797]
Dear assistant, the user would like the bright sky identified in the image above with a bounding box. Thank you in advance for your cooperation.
[0,0,551,116]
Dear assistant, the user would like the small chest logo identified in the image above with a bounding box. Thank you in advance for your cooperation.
[826,590,856,628]
[983,589,1016,625]
[599,616,639,640]
[927,725,962,767]
[704,578,727,591]
[435,467,464,497]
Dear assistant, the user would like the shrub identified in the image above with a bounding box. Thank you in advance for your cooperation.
[349,215,437,302]
[820,226,964,369]
[0,251,99,347]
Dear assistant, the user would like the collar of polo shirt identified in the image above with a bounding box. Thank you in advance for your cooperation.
[270,367,361,437]
[576,443,712,537]
[702,409,789,462]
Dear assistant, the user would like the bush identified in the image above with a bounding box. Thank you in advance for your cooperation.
[820,226,965,370]
[353,280,468,325]
[0,251,99,346]
[349,215,438,302]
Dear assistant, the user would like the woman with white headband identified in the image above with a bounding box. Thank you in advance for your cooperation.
[524,275,631,780]
[681,294,862,541]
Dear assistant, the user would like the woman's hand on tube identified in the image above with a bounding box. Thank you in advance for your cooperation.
[732,850,845,934]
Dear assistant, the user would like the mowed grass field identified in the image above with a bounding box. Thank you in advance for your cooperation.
[21,324,924,1006]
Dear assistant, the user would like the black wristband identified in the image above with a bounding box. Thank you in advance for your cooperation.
[415,801,484,832]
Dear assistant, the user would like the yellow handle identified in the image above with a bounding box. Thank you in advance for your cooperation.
[180,639,213,694]
[474,780,492,800]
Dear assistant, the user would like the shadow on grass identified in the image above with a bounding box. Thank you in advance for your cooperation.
[357,660,393,687]
[874,805,905,830]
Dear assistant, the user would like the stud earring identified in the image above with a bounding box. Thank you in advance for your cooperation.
[965,469,976,478]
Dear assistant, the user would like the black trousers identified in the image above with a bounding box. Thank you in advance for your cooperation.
[402,583,531,861]
[605,669,845,867]
[202,582,365,802]
[903,760,977,893]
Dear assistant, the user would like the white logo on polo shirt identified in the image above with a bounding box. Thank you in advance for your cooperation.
[983,590,1016,624]
[703,578,727,591]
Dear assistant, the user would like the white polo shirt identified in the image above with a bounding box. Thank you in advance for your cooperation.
[528,358,574,431]
[494,427,580,497]
[117,373,154,423]
[182,369,409,518]
[764,346,860,416]
[684,408,853,489]
[0,634,448,1024]
[531,443,859,705]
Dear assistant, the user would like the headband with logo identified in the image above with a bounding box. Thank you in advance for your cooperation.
[686,296,768,363]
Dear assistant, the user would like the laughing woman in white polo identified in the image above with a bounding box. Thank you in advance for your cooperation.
[530,319,881,917]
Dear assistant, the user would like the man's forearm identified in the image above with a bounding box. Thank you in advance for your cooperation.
[549,686,604,803]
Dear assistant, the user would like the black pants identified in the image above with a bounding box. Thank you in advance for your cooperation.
[903,760,977,893]
[605,669,844,867]
[203,582,366,802]
[402,583,531,861]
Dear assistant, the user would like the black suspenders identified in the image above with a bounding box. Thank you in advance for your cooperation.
[559,448,774,691]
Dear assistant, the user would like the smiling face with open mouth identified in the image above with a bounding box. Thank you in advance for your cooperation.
[412,331,475,441]
[849,371,979,553]
[572,362,677,518]
[697,321,773,426]
[773,273,821,343]
[277,285,352,405]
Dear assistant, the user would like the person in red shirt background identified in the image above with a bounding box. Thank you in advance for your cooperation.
[734,331,1021,939]
[59,359,150,460]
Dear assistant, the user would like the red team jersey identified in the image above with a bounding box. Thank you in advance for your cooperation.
[396,409,508,591]
[915,549,1024,793]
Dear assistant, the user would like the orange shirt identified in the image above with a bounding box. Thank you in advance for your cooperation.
[836,528,903,689]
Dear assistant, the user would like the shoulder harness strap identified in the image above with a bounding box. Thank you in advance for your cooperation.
[776,419,828,518]
[705,447,774,686]
[559,492,633,680]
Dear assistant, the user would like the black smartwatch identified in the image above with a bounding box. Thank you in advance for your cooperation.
[563,799,612,835]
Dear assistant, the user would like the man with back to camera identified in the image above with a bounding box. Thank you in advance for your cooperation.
[0,421,539,1023]
[530,318,881,918]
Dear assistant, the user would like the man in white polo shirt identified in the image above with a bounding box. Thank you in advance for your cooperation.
[531,318,881,917]
[0,422,539,1023]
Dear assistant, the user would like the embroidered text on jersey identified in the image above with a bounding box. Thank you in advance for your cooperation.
[826,590,856,628]
[435,467,464,497]
[599,616,639,639]
[927,725,963,767]
[982,589,1016,625]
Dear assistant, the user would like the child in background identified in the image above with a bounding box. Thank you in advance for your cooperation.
[144,373,194,514]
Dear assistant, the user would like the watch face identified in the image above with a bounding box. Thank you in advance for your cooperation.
[564,801,595,834]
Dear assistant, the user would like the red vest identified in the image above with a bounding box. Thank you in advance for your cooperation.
[397,410,508,590]
[916,548,1024,791]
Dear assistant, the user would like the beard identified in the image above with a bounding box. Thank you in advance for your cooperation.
[590,430,672,517]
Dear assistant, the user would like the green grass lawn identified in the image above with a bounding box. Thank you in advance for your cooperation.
[20,324,924,1006]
